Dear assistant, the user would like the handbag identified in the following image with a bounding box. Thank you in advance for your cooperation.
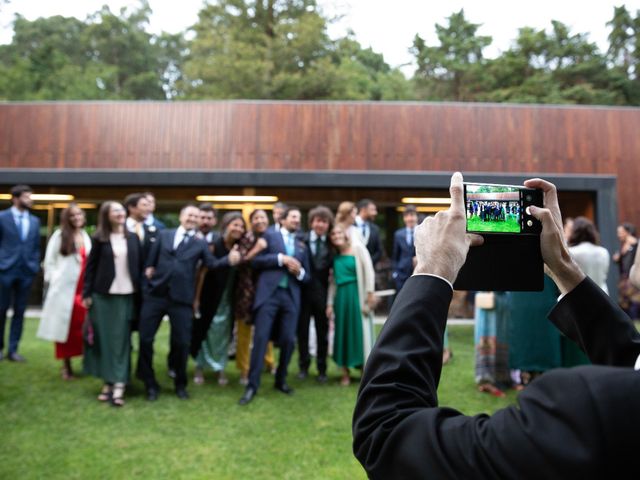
[475,291,496,310]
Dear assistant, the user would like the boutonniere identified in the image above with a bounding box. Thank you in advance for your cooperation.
[148,225,157,233]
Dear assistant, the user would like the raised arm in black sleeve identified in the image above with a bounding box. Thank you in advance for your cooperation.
[549,276,640,367]
[352,274,640,480]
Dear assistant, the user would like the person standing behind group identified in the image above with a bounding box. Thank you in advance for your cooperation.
[355,199,384,266]
[37,204,92,380]
[335,202,361,244]
[297,206,334,383]
[233,209,273,385]
[326,223,377,386]
[238,206,310,405]
[191,212,245,386]
[613,222,640,320]
[268,202,287,232]
[391,205,417,293]
[0,185,41,362]
[142,192,166,230]
[568,217,610,293]
[196,203,219,245]
[82,201,143,407]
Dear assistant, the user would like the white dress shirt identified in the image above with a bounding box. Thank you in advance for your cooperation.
[173,226,194,250]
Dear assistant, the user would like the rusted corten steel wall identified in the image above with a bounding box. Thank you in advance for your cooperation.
[1,101,638,224]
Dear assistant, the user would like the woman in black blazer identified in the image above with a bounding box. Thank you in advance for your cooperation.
[82,201,142,407]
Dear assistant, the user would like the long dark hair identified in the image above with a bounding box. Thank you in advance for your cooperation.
[221,211,246,241]
[59,203,84,255]
[568,216,599,246]
[94,201,127,242]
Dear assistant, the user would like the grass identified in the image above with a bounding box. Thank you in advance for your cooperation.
[0,319,518,479]
[467,215,520,233]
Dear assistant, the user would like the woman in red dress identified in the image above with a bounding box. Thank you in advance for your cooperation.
[37,204,92,379]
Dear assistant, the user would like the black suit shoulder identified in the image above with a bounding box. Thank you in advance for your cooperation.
[352,275,640,480]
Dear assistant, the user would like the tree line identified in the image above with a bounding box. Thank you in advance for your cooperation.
[1,1,639,105]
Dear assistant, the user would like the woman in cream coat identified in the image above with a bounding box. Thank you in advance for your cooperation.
[567,216,610,294]
[326,223,377,386]
[37,204,91,379]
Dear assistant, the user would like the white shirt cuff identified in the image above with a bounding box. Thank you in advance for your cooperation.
[277,253,283,267]
[412,273,454,291]
[296,267,306,282]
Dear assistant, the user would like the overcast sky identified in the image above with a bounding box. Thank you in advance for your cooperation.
[2,0,640,75]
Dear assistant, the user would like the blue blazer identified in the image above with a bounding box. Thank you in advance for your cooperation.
[252,228,311,313]
[0,208,41,274]
[392,228,415,286]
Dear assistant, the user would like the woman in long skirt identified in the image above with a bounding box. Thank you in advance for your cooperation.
[82,201,142,407]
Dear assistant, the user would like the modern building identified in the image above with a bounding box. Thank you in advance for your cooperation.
[1,100,635,300]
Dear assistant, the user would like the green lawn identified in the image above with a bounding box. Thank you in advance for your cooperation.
[0,320,517,479]
[467,215,520,233]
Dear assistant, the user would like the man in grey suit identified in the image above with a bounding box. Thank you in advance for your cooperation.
[0,185,41,362]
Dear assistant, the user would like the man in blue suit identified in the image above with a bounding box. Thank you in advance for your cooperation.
[239,206,311,405]
[0,185,41,361]
[391,205,418,293]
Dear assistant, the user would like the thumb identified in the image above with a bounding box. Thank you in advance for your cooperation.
[467,234,484,247]
[528,206,555,232]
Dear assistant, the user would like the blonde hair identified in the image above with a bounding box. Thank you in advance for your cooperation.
[336,201,356,226]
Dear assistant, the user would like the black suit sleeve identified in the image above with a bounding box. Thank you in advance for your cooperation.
[391,231,400,271]
[145,232,162,269]
[369,225,384,265]
[549,277,640,367]
[203,242,230,270]
[352,275,630,480]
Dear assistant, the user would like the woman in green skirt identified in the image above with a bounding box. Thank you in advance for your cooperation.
[82,201,142,407]
[326,224,377,386]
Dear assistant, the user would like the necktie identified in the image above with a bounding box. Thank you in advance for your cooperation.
[135,222,144,241]
[361,223,367,240]
[407,228,413,246]
[285,233,295,256]
[176,233,189,252]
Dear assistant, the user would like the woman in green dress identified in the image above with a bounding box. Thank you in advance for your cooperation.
[507,274,562,386]
[192,212,246,386]
[327,224,377,386]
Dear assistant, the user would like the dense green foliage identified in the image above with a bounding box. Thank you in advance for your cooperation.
[0,320,517,479]
[1,1,639,104]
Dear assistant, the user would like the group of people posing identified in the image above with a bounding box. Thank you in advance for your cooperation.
[467,201,520,223]
[0,185,424,408]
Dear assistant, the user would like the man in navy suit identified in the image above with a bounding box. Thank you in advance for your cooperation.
[239,206,311,405]
[0,185,41,362]
[391,204,418,293]
[136,205,240,401]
